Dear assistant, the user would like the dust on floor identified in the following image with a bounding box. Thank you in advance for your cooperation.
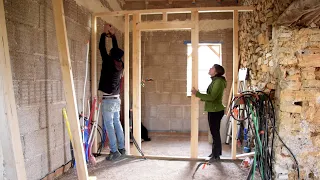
[57,134,251,180]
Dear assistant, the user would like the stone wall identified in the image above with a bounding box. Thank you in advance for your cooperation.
[273,27,320,180]
[4,0,92,179]
[239,0,320,179]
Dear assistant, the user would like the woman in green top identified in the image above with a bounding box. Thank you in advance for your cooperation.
[192,64,226,161]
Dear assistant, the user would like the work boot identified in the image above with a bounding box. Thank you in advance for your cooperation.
[106,151,121,161]
[118,148,126,155]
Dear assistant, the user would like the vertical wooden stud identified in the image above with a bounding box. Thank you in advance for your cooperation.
[231,10,239,159]
[124,14,130,154]
[52,0,89,179]
[132,13,142,156]
[91,15,98,153]
[190,11,199,158]
[0,0,27,179]
[162,12,168,21]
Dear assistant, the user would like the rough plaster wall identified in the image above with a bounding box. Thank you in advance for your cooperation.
[127,13,234,132]
[239,0,320,179]
[4,0,91,179]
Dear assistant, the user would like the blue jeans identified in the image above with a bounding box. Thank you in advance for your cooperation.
[102,98,125,153]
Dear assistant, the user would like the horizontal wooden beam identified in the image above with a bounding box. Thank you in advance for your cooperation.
[94,6,254,17]
[136,21,194,30]
[99,153,243,162]
[235,152,255,158]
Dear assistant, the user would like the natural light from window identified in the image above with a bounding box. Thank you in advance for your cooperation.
[187,43,222,96]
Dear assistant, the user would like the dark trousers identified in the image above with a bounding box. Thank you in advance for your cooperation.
[208,110,224,157]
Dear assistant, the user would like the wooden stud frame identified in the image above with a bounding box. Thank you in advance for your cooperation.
[52,0,89,179]
[0,0,27,179]
[91,6,253,160]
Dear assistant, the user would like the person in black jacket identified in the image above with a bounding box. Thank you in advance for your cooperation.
[99,23,125,161]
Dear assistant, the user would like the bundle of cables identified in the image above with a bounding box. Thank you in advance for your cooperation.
[230,90,300,180]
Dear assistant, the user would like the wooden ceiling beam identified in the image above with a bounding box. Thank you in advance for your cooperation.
[94,6,254,17]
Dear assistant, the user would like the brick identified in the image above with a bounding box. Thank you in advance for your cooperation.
[24,155,42,180]
[182,118,191,131]
[46,30,59,57]
[10,52,37,80]
[144,93,160,106]
[63,0,78,22]
[159,93,170,104]
[183,106,191,120]
[24,129,48,159]
[49,145,66,171]
[40,102,66,128]
[170,106,183,119]
[77,6,91,28]
[170,118,183,131]
[280,104,302,113]
[5,0,40,28]
[161,81,174,92]
[302,67,316,80]
[149,117,170,131]
[169,43,187,55]
[48,123,65,150]
[280,81,302,90]
[174,80,187,93]
[302,80,320,88]
[280,90,304,102]
[17,106,40,135]
[155,42,170,54]
[141,80,156,93]
[157,105,171,118]
[144,105,157,118]
[39,4,55,31]
[169,66,187,80]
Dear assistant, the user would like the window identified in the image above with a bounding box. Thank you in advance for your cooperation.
[187,43,222,96]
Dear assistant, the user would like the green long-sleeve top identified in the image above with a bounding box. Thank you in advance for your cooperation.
[196,76,226,112]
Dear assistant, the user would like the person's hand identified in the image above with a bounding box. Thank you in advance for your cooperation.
[104,23,115,37]
[191,87,198,95]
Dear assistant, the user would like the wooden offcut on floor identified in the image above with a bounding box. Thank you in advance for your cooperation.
[57,134,250,180]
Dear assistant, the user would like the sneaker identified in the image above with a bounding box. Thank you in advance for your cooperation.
[118,148,126,155]
[106,151,121,161]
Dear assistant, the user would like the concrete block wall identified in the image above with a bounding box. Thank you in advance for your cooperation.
[132,13,234,132]
[4,0,92,179]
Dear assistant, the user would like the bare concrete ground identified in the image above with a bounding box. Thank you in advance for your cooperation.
[57,134,251,180]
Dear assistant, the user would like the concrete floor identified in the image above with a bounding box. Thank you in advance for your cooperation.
[57,134,251,180]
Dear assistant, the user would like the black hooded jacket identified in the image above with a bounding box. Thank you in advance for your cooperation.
[98,33,124,95]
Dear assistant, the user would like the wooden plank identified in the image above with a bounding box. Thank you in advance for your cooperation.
[136,21,194,31]
[231,10,239,160]
[52,0,89,179]
[190,11,199,158]
[132,13,142,156]
[94,6,254,17]
[162,12,168,21]
[208,46,220,58]
[236,152,255,158]
[91,15,98,154]
[0,0,27,179]
[124,14,130,154]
